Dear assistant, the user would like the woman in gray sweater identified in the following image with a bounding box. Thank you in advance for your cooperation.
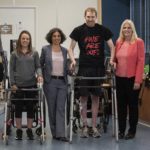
[10,30,43,140]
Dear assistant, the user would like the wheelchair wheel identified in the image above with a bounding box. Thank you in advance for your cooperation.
[104,103,110,124]
[72,119,78,133]
[103,105,109,133]
[103,122,107,133]
[101,94,110,133]
[36,126,46,136]
[36,127,42,136]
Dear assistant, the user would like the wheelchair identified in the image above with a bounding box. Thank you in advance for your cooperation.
[2,85,46,145]
[0,50,8,101]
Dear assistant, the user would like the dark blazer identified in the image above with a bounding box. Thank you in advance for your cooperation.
[40,45,68,83]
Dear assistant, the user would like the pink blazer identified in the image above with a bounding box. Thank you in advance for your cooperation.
[115,38,145,84]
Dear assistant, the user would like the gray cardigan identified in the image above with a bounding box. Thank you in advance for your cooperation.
[40,45,68,83]
[10,50,42,87]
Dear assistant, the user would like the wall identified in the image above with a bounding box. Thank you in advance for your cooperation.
[102,0,130,44]
[0,0,131,58]
[0,0,97,58]
[0,7,36,59]
[130,0,150,63]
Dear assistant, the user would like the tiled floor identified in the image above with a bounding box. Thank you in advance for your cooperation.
[0,107,150,150]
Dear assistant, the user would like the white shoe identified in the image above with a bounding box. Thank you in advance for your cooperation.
[80,127,89,138]
[92,128,101,138]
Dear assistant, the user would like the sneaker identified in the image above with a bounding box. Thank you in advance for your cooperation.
[26,128,34,140]
[92,128,101,138]
[15,129,23,140]
[80,127,89,138]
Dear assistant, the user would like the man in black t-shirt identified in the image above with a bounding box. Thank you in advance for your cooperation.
[68,7,115,138]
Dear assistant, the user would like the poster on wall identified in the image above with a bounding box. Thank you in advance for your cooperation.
[0,24,12,34]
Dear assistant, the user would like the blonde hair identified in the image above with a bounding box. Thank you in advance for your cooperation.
[119,19,138,42]
[84,7,97,17]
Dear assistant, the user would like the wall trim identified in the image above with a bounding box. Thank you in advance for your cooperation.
[97,0,102,24]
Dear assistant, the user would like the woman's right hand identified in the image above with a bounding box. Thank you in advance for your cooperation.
[69,60,76,75]
[70,60,76,71]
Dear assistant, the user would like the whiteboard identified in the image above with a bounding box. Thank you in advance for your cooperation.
[0,7,36,59]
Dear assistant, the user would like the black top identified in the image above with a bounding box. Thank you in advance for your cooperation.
[70,23,113,67]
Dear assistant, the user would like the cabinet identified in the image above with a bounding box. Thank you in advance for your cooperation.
[139,87,150,124]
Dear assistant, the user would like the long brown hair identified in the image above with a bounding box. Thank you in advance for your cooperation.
[16,30,32,53]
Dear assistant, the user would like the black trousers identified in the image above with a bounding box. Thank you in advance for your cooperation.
[116,76,140,134]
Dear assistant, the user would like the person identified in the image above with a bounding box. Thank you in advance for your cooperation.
[114,19,145,140]
[40,28,74,142]
[9,30,43,140]
[68,7,115,138]
[0,33,2,51]
[0,32,11,134]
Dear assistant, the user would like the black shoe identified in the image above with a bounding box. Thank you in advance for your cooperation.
[26,128,34,140]
[15,129,23,140]
[118,132,124,139]
[53,136,59,140]
[125,133,135,140]
[56,137,69,142]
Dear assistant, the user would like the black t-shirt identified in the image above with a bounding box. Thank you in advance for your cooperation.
[70,23,113,67]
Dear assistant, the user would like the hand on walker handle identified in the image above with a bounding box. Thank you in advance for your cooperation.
[37,76,43,88]
[69,60,76,76]
[110,60,117,70]
[70,60,76,70]
[11,85,18,93]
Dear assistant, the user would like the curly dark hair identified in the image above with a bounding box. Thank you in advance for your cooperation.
[45,27,66,44]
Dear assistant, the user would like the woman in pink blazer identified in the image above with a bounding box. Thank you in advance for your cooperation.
[114,19,145,140]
